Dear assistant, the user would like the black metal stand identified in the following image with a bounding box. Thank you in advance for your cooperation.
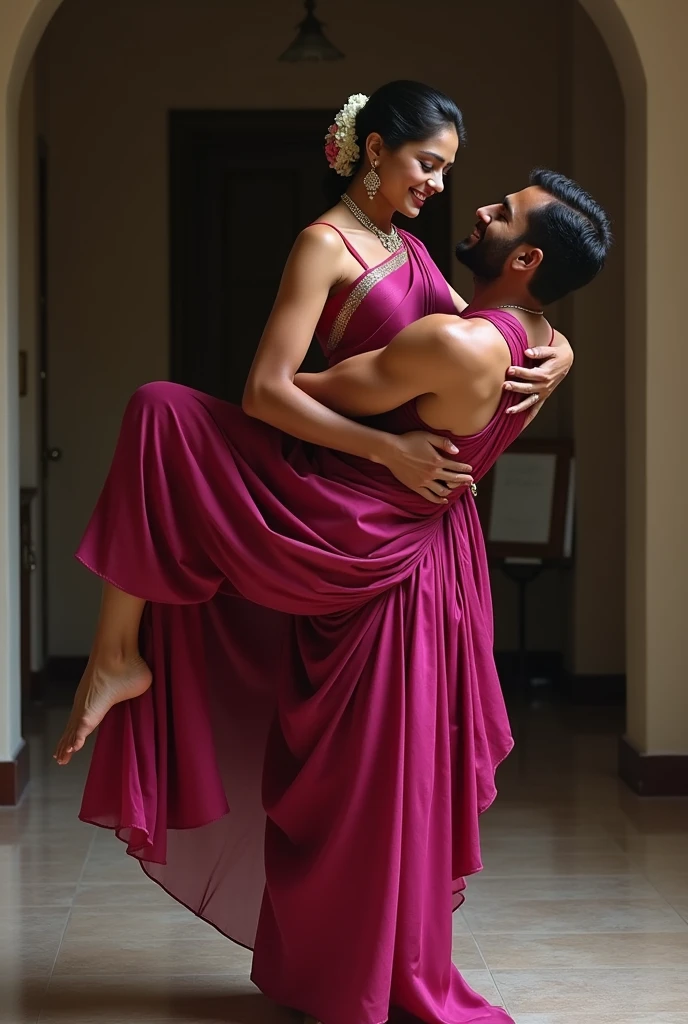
[498,559,546,693]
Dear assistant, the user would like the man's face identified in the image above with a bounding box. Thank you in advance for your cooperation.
[455,185,551,280]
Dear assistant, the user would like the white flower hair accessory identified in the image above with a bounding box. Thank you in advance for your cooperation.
[324,93,369,177]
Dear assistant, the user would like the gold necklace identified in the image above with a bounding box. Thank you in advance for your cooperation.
[341,194,403,254]
[495,304,545,316]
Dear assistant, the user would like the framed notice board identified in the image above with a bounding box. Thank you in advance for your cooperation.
[476,439,574,560]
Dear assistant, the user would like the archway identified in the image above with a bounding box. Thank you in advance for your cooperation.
[0,0,665,797]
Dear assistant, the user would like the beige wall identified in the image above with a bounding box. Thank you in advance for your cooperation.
[18,63,38,492]
[614,0,688,753]
[576,0,688,753]
[0,24,21,763]
[28,0,624,662]
[18,59,45,672]
[487,1,627,669]
[0,0,51,763]
[570,1,626,675]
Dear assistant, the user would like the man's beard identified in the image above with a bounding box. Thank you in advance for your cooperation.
[455,232,518,281]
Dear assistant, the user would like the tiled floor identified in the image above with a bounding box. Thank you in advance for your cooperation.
[2,702,687,1024]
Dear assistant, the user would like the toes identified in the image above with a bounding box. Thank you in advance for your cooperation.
[58,742,74,766]
[54,730,76,765]
[72,717,93,751]
[55,721,87,764]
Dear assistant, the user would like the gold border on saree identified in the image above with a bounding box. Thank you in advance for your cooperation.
[327,248,409,352]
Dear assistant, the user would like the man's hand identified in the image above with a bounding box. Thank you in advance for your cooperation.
[381,432,473,505]
[503,336,573,416]
[522,397,546,430]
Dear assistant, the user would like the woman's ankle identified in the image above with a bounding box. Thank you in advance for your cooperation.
[88,644,141,674]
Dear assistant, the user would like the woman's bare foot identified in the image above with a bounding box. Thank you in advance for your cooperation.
[54,653,152,765]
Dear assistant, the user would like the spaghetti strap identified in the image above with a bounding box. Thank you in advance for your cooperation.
[308,222,369,270]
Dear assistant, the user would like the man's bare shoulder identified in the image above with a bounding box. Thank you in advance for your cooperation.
[420,315,510,374]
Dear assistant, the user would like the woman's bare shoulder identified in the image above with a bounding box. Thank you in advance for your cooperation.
[284,223,350,283]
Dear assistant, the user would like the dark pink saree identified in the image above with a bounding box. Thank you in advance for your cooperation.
[77,230,525,1024]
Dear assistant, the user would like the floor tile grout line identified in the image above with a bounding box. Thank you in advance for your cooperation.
[469,872,644,880]
[622,853,688,915]
[463,930,688,974]
[486,967,513,1017]
[38,966,688,976]
[485,966,688,974]
[465,928,688,937]
[474,935,491,973]
[632,876,688,919]
[29,974,50,1024]
[38,829,97,1022]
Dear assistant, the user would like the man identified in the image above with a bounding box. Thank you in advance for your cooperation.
[279,168,612,1024]
[296,169,611,447]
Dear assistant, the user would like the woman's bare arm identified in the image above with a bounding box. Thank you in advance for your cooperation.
[243,226,396,462]
[242,227,472,503]
[447,283,468,313]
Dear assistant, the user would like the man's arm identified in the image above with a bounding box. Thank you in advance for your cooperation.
[295,315,505,420]
[505,330,573,413]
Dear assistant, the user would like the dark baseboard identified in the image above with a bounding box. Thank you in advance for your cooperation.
[563,673,626,706]
[28,657,88,705]
[45,656,88,682]
[42,655,626,706]
[0,740,30,805]
[29,669,45,702]
[494,652,626,706]
[495,650,563,691]
[619,735,688,796]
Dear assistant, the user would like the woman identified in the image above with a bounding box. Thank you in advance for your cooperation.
[57,83,572,1024]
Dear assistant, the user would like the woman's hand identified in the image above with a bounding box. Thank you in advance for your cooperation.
[503,335,574,416]
[380,431,473,505]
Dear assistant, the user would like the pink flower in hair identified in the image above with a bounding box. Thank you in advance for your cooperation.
[324,136,340,168]
[324,94,369,177]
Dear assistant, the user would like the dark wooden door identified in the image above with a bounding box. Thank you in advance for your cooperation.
[170,111,452,403]
[20,488,37,712]
[37,139,50,695]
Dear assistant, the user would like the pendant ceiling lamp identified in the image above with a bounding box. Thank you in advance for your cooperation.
[278,0,344,62]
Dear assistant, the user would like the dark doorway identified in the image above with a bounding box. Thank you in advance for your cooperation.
[169,111,452,404]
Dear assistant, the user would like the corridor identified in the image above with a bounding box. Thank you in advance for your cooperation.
[2,702,687,1023]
